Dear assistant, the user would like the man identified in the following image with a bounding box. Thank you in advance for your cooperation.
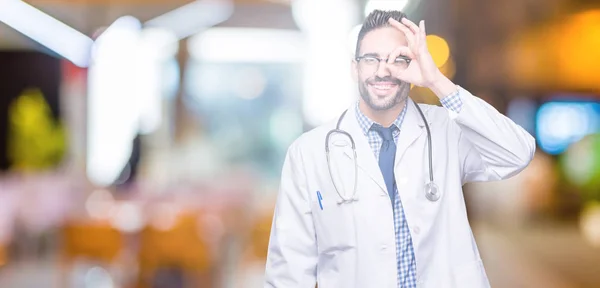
[264,10,535,288]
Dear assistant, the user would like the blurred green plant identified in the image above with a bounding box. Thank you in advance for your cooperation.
[560,133,600,202]
[7,88,67,171]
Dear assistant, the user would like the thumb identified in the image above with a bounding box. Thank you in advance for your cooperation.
[394,66,419,86]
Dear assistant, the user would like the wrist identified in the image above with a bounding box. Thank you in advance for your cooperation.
[428,71,457,99]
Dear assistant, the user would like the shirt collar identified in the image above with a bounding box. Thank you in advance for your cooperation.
[354,100,408,136]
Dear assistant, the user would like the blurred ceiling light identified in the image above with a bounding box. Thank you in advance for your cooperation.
[292,0,359,127]
[0,0,93,67]
[139,27,179,60]
[87,16,142,187]
[364,0,410,16]
[94,16,141,45]
[91,15,142,62]
[426,35,450,67]
[145,0,233,40]
[188,28,305,63]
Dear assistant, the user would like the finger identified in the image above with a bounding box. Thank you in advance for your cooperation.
[419,20,427,46]
[388,46,415,64]
[398,26,417,48]
[389,19,416,47]
[388,18,403,29]
[393,69,413,84]
[388,18,415,37]
[401,17,420,35]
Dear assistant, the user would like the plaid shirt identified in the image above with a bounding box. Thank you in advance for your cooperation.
[354,90,463,288]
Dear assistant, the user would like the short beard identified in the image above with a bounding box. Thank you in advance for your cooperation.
[358,76,409,111]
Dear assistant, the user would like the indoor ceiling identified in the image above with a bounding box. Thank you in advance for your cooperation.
[0,0,297,49]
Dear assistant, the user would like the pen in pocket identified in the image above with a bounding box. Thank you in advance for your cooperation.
[317,191,323,210]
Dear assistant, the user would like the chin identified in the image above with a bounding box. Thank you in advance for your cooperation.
[365,93,398,111]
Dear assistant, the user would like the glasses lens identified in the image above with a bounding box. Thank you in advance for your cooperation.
[358,56,410,76]
[388,57,410,75]
[358,57,379,75]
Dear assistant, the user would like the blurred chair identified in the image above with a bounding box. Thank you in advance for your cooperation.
[0,242,6,267]
[248,212,272,262]
[137,212,213,288]
[62,221,123,263]
[60,221,125,287]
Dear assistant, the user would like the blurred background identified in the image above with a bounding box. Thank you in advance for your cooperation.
[0,0,599,287]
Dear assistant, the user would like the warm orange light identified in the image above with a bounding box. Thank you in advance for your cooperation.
[426,35,450,68]
[439,56,455,79]
[554,9,600,90]
[507,9,600,91]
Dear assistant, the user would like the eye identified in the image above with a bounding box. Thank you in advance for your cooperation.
[394,57,410,64]
[363,57,378,65]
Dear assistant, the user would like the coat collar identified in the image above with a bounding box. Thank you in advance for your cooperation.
[340,98,431,196]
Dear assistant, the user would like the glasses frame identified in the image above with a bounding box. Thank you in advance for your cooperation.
[355,55,411,64]
[355,55,411,75]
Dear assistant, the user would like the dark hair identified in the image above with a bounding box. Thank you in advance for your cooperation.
[355,10,407,57]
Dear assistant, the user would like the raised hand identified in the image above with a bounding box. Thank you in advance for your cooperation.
[387,18,444,89]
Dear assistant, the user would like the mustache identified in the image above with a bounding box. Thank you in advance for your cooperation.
[367,76,403,85]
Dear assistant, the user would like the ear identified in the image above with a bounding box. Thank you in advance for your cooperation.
[350,58,358,82]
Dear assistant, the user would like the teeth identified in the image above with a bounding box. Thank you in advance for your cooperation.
[372,84,394,90]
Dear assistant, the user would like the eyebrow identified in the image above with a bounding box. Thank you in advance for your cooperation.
[360,53,380,57]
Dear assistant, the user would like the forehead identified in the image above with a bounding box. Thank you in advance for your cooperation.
[359,27,407,56]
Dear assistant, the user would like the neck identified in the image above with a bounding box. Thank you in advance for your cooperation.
[359,99,407,127]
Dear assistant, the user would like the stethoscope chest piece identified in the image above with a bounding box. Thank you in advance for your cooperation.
[424,181,440,202]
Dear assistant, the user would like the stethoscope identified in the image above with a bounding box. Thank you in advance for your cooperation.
[325,100,440,203]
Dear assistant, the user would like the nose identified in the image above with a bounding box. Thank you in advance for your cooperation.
[374,60,391,78]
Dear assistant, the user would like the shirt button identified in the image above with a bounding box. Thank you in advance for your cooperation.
[381,244,388,250]
[412,226,421,235]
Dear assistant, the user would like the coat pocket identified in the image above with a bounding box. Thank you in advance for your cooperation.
[311,198,356,254]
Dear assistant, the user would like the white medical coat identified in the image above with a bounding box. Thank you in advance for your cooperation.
[264,87,536,288]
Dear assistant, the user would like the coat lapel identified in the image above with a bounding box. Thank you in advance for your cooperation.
[342,106,388,196]
[339,100,433,196]
[395,98,429,166]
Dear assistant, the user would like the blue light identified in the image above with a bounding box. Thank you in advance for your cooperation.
[536,101,600,155]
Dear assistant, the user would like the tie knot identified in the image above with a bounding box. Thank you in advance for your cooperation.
[371,124,395,141]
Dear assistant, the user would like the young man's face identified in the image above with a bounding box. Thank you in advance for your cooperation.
[354,26,411,111]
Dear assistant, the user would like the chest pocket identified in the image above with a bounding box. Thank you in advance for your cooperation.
[311,195,357,254]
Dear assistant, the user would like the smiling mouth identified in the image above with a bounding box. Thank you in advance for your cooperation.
[369,82,398,93]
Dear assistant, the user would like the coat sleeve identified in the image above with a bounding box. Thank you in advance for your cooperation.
[447,87,536,184]
[264,139,318,287]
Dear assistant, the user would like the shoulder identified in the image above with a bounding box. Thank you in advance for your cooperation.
[285,115,341,161]
[291,119,337,152]
[415,102,454,127]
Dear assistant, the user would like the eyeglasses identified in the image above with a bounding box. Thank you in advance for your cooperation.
[355,55,411,76]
